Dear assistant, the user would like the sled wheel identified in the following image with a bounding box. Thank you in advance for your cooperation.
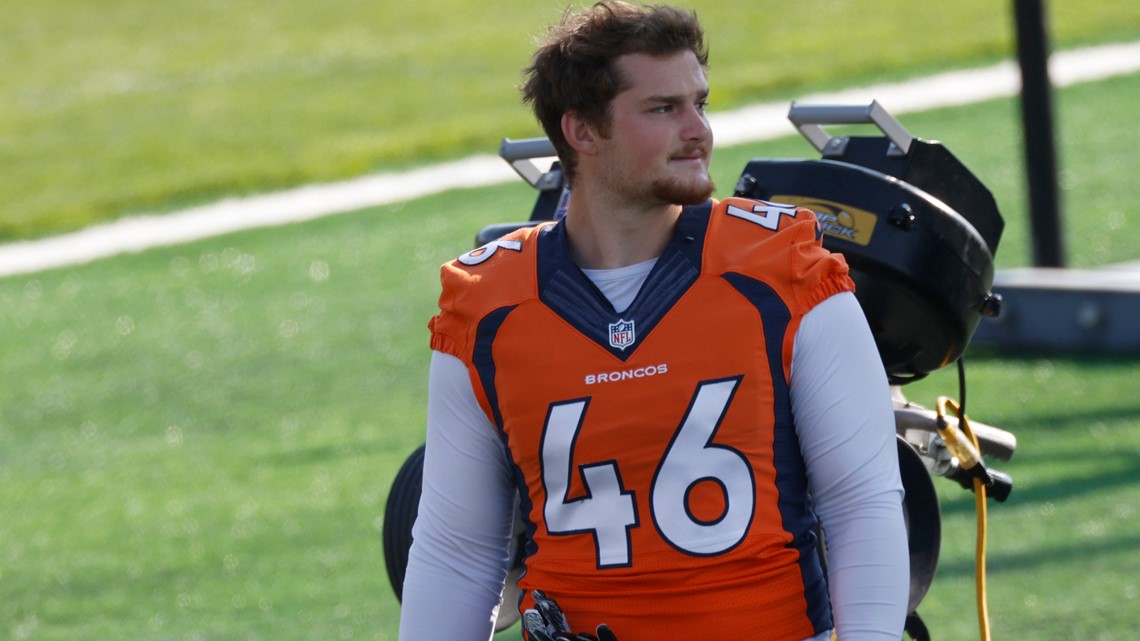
[905,612,932,641]
[382,444,426,601]
[898,436,942,613]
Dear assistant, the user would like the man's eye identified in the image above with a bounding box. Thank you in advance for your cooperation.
[696,101,709,112]
[652,105,672,113]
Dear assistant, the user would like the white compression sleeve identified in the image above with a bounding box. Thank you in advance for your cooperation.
[397,351,517,641]
[791,292,910,641]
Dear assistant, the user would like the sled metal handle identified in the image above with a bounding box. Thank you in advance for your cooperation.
[499,137,562,190]
[788,100,914,157]
[894,406,1017,462]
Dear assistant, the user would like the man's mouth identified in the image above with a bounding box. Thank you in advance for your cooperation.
[671,150,707,162]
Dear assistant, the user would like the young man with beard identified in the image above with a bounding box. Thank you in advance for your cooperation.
[397,3,909,640]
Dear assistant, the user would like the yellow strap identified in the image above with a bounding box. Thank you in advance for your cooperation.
[936,397,991,641]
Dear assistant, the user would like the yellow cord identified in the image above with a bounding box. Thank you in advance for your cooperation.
[936,397,991,641]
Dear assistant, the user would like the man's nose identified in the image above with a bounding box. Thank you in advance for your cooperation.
[682,106,711,141]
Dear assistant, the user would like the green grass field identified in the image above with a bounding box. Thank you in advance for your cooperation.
[3,0,1140,240]
[2,2,1140,640]
[3,71,1140,639]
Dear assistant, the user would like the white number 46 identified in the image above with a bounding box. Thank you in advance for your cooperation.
[540,377,755,568]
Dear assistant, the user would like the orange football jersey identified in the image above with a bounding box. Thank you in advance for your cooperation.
[429,198,854,640]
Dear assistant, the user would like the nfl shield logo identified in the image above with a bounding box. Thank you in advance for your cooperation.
[608,319,636,351]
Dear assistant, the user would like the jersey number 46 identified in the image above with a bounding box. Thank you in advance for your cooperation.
[540,376,756,569]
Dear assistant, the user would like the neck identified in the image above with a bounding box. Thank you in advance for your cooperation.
[563,188,681,270]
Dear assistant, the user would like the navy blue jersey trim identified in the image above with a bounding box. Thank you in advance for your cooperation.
[721,271,833,633]
[470,304,544,579]
[536,202,712,361]
[472,305,516,432]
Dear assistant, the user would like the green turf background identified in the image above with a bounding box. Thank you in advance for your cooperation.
[3,0,1139,239]
[1,2,1139,640]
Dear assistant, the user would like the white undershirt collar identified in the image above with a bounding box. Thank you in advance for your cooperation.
[579,257,658,313]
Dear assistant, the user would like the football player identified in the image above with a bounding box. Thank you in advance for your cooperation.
[397,3,909,640]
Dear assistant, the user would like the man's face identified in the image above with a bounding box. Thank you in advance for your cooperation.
[594,50,714,207]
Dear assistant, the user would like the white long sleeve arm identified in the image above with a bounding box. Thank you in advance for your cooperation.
[791,292,910,641]
[397,351,516,641]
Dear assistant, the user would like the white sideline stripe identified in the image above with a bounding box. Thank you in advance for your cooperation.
[0,154,514,278]
[2,40,1139,278]
[709,40,1140,146]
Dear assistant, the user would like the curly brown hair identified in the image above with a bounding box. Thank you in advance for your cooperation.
[520,2,707,185]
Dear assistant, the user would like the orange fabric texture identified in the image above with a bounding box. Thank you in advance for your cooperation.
[429,199,853,639]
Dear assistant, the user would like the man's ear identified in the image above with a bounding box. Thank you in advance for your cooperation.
[561,111,599,157]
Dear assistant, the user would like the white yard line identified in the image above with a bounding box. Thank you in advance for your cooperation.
[2,40,1139,278]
